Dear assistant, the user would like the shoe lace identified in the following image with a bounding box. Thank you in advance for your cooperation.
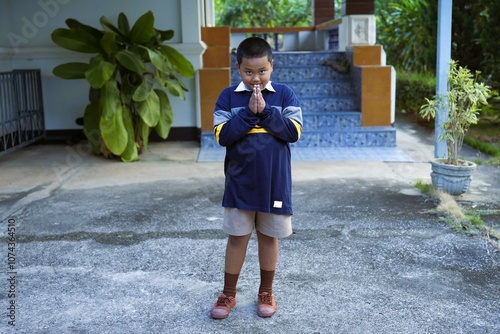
[216,295,233,307]
[259,293,273,305]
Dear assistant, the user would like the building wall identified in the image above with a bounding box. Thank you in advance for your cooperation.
[0,0,204,133]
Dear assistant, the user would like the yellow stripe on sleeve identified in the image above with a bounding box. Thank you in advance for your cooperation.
[214,122,226,143]
[290,119,302,139]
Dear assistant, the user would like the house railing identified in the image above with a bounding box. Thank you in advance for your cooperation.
[0,69,45,157]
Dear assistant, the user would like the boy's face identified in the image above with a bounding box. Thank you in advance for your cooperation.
[237,56,274,89]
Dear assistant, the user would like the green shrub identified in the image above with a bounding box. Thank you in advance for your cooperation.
[396,71,435,121]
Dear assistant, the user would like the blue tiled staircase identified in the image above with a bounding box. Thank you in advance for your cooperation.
[200,50,396,150]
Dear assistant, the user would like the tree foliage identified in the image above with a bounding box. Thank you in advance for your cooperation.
[375,0,437,73]
[214,0,312,27]
[376,0,500,86]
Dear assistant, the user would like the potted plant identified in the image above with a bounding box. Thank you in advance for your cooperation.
[51,11,194,161]
[420,60,491,195]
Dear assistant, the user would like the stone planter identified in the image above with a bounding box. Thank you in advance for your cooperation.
[430,159,477,195]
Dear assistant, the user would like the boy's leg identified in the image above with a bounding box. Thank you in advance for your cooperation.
[256,231,278,317]
[224,234,252,296]
[211,233,251,319]
[257,231,278,290]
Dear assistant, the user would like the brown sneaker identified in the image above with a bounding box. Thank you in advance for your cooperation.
[257,292,277,318]
[210,294,236,319]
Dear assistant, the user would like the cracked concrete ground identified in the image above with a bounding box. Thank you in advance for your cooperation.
[1,118,499,333]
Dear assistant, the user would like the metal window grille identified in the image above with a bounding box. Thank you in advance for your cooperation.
[0,69,46,157]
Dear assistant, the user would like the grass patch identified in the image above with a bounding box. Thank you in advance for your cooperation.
[415,179,434,195]
[465,122,500,166]
[414,181,500,251]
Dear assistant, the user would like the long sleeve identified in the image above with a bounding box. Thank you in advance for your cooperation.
[258,104,302,143]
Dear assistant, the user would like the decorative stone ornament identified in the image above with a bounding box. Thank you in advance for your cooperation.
[339,15,376,51]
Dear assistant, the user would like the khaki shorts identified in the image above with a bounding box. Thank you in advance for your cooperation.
[223,208,293,239]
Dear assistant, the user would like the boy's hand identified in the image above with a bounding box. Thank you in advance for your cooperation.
[249,84,266,114]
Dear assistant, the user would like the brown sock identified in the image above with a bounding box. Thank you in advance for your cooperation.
[259,269,275,295]
[222,272,239,298]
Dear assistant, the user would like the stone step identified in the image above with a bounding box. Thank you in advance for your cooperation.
[302,111,361,130]
[200,126,396,148]
[285,80,353,99]
[201,126,396,148]
[300,96,358,113]
[294,126,396,148]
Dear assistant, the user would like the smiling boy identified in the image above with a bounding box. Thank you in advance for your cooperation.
[210,37,303,319]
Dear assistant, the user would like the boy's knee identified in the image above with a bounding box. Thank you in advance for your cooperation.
[228,234,251,247]
[257,231,277,243]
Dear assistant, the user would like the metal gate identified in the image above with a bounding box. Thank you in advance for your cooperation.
[0,69,45,157]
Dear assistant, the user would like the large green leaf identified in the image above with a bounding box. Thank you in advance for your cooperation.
[159,44,195,78]
[53,62,89,79]
[85,56,116,88]
[143,47,172,74]
[138,118,151,151]
[154,89,173,139]
[89,87,101,104]
[155,28,174,42]
[118,13,131,36]
[129,11,156,44]
[100,104,128,156]
[119,74,136,104]
[136,89,160,127]
[51,28,102,53]
[120,105,139,162]
[132,78,153,102]
[100,15,125,37]
[83,101,101,154]
[101,32,118,56]
[101,79,119,119]
[115,50,145,73]
[165,78,187,100]
[65,19,103,39]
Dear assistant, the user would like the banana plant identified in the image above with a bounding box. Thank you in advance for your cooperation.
[51,11,194,161]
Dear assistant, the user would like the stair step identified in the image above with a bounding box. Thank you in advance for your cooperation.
[272,65,350,82]
[285,80,353,98]
[300,96,358,113]
[200,126,396,149]
[273,50,347,67]
[302,112,361,130]
[294,127,396,147]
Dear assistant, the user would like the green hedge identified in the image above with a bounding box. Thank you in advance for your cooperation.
[396,72,435,121]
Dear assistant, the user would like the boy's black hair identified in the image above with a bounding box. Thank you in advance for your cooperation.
[236,37,273,64]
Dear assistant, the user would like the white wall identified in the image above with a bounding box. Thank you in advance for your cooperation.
[0,0,204,131]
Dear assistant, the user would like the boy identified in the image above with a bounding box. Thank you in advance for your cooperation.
[210,37,303,319]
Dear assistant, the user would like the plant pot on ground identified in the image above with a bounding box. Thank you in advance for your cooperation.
[51,11,194,161]
[420,60,491,195]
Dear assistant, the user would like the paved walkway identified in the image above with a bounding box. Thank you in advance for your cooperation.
[0,118,499,333]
